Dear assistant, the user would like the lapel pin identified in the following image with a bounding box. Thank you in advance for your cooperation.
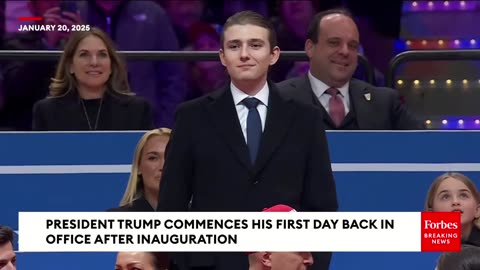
[364,93,371,101]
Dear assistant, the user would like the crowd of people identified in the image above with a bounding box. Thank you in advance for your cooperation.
[0,0,405,131]
[0,1,478,270]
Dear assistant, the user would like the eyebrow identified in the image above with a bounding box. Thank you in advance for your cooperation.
[438,189,471,194]
[126,262,144,267]
[227,39,265,44]
[78,49,108,53]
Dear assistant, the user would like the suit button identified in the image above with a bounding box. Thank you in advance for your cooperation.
[252,180,259,185]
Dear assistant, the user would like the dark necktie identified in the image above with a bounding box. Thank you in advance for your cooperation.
[326,88,345,127]
[242,97,262,163]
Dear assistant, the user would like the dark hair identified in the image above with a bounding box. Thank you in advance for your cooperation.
[437,245,480,270]
[221,10,277,51]
[306,8,354,43]
[0,225,14,246]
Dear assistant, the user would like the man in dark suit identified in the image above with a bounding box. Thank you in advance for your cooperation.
[277,8,423,130]
[157,10,337,270]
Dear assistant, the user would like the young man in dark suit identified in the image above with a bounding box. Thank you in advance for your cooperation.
[157,10,337,270]
[277,8,424,130]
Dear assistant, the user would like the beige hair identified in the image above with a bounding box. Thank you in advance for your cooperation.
[49,27,132,97]
[119,128,172,207]
[425,172,480,228]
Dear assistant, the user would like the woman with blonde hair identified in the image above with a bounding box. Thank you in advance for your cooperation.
[425,172,480,247]
[32,27,153,131]
[109,128,171,211]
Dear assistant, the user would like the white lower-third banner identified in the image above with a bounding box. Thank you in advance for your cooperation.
[18,211,461,252]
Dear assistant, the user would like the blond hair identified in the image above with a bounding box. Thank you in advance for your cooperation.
[49,27,132,97]
[425,172,480,229]
[120,128,172,207]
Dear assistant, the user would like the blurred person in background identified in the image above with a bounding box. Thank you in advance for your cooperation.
[109,128,171,212]
[161,0,207,49]
[435,245,480,270]
[5,1,30,33]
[270,0,317,82]
[425,172,480,247]
[115,251,169,270]
[75,0,187,128]
[184,21,227,100]
[32,27,154,131]
[0,0,82,130]
[0,225,16,270]
[222,0,269,22]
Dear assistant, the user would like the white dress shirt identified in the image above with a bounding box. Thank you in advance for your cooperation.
[308,71,350,115]
[230,82,268,143]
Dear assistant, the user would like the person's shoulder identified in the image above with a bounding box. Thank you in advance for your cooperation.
[108,92,150,108]
[120,93,150,106]
[274,87,320,116]
[177,88,224,113]
[351,78,398,96]
[33,95,68,110]
[107,197,155,212]
[276,76,306,90]
[350,79,401,105]
[106,205,131,212]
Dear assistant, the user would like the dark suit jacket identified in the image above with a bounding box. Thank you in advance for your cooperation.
[157,82,338,270]
[32,90,154,131]
[277,75,424,130]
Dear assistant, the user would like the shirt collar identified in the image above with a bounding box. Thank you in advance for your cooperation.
[231,81,269,106]
[308,71,349,98]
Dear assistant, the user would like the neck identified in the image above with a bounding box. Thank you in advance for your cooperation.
[248,263,265,270]
[232,77,267,96]
[144,189,158,210]
[309,68,347,89]
[78,86,105,99]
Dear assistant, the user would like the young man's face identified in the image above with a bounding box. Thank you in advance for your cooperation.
[0,242,16,270]
[220,24,279,88]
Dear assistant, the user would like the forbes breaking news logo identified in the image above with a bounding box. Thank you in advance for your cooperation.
[421,212,461,252]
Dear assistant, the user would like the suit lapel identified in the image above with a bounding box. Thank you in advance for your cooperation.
[293,74,322,107]
[294,75,336,128]
[349,79,373,129]
[206,86,253,172]
[253,83,295,174]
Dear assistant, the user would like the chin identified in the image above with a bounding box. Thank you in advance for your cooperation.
[84,82,108,89]
[237,75,262,82]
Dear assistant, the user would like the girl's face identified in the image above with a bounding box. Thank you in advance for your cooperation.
[431,177,480,226]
